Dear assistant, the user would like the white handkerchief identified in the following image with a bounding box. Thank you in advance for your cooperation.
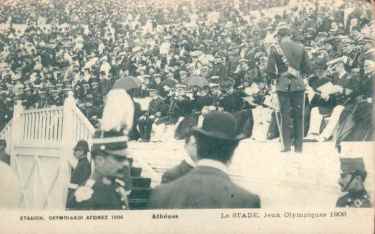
[317,82,337,95]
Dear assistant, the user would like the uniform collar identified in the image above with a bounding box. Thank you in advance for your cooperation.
[197,159,228,174]
[348,190,368,198]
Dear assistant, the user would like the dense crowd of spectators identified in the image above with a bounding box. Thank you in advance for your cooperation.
[0,0,373,144]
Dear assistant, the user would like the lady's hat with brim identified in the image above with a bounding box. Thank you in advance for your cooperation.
[91,130,129,158]
[192,111,241,141]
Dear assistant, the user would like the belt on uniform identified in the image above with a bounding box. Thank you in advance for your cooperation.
[281,66,301,78]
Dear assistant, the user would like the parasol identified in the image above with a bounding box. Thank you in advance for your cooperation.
[112,76,141,91]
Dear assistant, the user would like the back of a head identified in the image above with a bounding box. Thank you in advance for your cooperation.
[194,133,239,164]
[192,111,241,164]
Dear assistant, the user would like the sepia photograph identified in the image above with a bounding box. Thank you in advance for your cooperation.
[0,0,374,232]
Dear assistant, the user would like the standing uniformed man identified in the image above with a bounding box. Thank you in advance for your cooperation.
[266,22,312,153]
[336,158,372,208]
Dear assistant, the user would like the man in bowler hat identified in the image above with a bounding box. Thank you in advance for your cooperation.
[148,111,260,209]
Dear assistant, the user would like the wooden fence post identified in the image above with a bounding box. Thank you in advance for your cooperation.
[10,100,24,168]
[60,91,76,207]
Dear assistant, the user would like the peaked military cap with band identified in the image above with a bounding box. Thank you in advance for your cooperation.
[340,158,367,179]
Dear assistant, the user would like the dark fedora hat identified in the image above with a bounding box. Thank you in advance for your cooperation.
[192,111,241,141]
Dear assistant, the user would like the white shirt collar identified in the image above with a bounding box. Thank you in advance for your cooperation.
[184,153,196,167]
[197,159,228,174]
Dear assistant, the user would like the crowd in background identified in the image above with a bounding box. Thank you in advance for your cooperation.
[0,0,373,145]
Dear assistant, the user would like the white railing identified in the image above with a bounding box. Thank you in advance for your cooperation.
[6,93,96,149]
[20,107,64,145]
[71,104,96,145]
[1,92,97,209]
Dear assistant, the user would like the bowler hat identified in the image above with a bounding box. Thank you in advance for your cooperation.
[340,158,366,174]
[192,111,241,141]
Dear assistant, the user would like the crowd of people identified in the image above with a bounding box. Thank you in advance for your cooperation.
[0,0,373,211]
[0,0,373,144]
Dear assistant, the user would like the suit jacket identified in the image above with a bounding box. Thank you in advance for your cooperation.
[161,160,194,184]
[267,37,311,92]
[148,166,260,209]
[219,92,244,113]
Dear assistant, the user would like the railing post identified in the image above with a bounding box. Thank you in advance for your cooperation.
[10,100,24,168]
[60,91,76,207]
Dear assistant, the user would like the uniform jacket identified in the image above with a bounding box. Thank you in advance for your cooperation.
[267,37,311,92]
[148,164,260,209]
[66,179,124,210]
[336,190,372,208]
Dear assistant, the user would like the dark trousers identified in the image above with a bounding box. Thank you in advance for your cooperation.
[277,91,305,152]
[138,116,153,141]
